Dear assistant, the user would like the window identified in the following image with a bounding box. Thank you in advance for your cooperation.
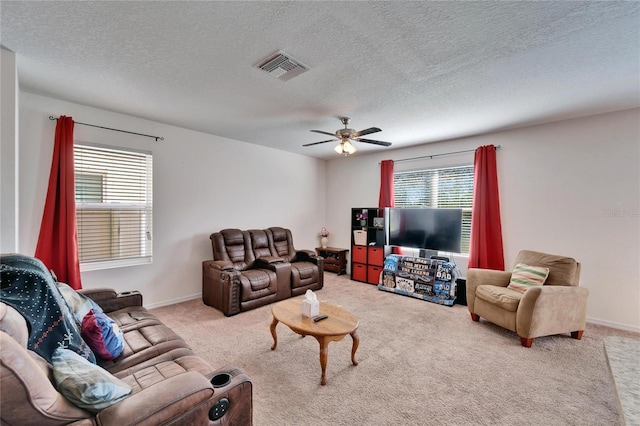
[74,144,153,270]
[394,165,474,254]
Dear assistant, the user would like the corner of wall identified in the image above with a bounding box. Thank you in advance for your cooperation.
[1,47,19,253]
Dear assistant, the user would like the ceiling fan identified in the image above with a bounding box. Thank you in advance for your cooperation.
[303,117,392,155]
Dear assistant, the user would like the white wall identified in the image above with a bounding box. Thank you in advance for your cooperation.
[326,108,640,332]
[18,92,326,307]
[1,48,19,253]
[11,90,640,331]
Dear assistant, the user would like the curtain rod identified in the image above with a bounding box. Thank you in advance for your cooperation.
[389,145,501,164]
[49,116,164,141]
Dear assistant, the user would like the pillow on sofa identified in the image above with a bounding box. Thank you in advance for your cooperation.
[57,282,104,324]
[507,263,550,293]
[81,309,124,360]
[52,348,132,413]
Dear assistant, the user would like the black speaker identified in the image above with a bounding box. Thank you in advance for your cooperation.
[455,278,467,306]
[419,249,437,259]
[430,255,450,262]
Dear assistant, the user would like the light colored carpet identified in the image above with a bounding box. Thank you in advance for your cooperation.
[151,273,637,426]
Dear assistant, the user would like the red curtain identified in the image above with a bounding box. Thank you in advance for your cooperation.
[468,145,504,270]
[378,160,395,208]
[35,116,82,289]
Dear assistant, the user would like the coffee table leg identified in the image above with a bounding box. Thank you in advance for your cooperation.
[318,337,329,385]
[270,316,279,350]
[350,330,359,366]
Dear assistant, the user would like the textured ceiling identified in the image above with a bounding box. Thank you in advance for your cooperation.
[1,1,639,159]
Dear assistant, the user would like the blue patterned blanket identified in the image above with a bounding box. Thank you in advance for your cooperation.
[0,254,95,364]
[378,254,459,306]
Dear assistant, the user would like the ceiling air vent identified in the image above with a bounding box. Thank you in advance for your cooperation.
[255,51,309,81]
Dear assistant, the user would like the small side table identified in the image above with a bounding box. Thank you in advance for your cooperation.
[315,247,349,275]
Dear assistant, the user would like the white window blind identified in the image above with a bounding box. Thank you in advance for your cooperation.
[394,165,474,254]
[74,144,153,271]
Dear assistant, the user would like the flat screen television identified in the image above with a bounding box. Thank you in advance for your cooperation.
[386,208,462,253]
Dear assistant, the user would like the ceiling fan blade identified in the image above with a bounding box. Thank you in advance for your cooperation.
[351,127,381,138]
[356,138,392,147]
[303,139,336,147]
[310,130,337,137]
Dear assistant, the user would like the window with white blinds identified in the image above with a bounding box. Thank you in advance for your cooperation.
[394,165,474,254]
[74,144,153,271]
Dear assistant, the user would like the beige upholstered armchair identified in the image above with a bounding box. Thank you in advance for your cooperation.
[466,250,588,347]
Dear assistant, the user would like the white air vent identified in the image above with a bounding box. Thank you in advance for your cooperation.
[255,51,309,81]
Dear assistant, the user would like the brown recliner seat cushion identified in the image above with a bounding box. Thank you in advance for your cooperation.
[475,285,522,312]
[291,261,319,288]
[269,227,320,291]
[211,229,279,303]
[98,320,191,374]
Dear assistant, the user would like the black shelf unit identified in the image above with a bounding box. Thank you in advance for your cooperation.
[350,208,387,284]
[350,207,385,246]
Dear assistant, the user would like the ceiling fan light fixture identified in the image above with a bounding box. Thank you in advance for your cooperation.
[303,117,390,153]
[344,140,357,154]
[335,139,357,156]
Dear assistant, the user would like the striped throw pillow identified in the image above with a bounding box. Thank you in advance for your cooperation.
[507,263,550,293]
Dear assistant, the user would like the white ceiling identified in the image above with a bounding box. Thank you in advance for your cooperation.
[2,1,639,159]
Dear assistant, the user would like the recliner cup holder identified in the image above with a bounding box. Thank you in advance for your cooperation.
[210,372,232,388]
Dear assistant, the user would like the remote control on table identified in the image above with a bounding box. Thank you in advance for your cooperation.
[313,314,328,322]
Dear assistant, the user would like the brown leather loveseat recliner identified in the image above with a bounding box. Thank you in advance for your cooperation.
[202,227,323,316]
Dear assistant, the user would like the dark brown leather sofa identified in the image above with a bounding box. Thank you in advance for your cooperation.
[202,227,323,316]
[1,255,253,425]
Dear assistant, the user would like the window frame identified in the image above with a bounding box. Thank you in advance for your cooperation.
[393,164,474,255]
[74,142,153,272]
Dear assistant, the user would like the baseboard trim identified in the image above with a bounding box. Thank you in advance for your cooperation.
[145,293,201,310]
[587,316,640,334]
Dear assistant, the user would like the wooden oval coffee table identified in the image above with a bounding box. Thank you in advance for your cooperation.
[270,298,359,385]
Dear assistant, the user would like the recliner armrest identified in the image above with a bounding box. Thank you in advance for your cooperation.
[466,268,512,313]
[202,261,241,316]
[78,288,143,312]
[516,285,589,338]
[296,249,316,258]
[78,288,117,302]
[293,250,322,264]
[206,260,235,271]
[95,372,215,425]
[467,268,512,289]
[253,259,292,301]
[519,285,589,310]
